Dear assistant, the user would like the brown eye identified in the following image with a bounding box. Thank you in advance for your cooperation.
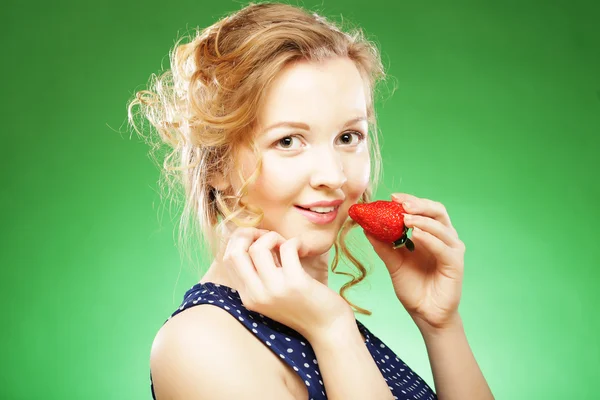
[274,135,302,150]
[337,131,364,146]
[279,137,293,148]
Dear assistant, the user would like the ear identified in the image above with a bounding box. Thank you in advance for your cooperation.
[209,172,230,192]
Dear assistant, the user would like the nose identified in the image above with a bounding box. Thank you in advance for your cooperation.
[309,146,347,190]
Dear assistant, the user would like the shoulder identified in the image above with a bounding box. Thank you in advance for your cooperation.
[150,304,295,400]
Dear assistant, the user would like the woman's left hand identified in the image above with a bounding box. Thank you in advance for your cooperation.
[363,193,466,333]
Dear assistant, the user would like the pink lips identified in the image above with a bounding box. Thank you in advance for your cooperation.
[297,199,344,209]
[294,205,339,224]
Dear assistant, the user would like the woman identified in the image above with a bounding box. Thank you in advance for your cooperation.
[128,2,494,399]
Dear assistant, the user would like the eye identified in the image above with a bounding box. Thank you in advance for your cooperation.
[274,135,303,150]
[336,131,365,146]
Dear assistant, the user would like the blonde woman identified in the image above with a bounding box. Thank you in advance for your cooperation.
[128,2,494,399]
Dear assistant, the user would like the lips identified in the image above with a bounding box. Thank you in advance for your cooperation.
[295,205,339,213]
[294,205,339,224]
[297,199,344,209]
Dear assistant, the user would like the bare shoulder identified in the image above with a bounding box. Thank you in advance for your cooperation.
[150,304,297,400]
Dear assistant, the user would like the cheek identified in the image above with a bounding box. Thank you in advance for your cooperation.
[344,155,371,199]
[249,158,298,202]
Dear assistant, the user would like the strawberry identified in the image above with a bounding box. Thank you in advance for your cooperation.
[348,200,415,251]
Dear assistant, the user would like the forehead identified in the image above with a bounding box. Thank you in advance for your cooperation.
[256,57,368,130]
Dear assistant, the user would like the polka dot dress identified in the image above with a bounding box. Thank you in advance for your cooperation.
[151,282,437,400]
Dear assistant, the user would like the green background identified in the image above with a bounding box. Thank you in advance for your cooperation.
[2,0,599,398]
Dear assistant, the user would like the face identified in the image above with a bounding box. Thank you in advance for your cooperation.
[229,56,371,256]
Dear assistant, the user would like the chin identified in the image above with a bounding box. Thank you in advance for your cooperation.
[298,233,336,256]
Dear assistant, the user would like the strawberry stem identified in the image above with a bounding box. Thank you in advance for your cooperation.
[392,227,415,252]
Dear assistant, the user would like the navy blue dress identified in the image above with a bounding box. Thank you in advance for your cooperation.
[151,281,437,400]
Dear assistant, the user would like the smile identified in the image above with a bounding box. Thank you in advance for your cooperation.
[294,205,339,224]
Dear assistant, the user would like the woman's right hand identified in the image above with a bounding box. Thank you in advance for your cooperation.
[221,227,354,342]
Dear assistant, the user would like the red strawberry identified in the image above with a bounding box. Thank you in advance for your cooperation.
[348,200,415,251]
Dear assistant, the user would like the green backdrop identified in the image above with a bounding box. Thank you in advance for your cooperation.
[2,0,599,398]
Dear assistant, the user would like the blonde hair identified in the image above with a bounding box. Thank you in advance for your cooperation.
[127,1,387,315]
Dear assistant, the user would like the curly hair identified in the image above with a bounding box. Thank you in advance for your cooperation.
[127,1,388,315]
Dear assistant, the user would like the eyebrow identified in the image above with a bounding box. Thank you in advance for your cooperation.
[262,116,368,133]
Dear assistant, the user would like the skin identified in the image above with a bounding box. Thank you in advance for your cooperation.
[365,194,495,399]
[153,55,494,400]
[204,56,371,287]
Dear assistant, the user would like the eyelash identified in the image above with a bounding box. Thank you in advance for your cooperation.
[274,131,366,150]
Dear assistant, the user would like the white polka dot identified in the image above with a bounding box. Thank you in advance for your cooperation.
[193,277,435,399]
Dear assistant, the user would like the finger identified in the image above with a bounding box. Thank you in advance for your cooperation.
[279,237,307,282]
[223,228,267,293]
[391,193,453,229]
[403,214,461,248]
[363,230,400,272]
[248,231,287,288]
[410,226,464,271]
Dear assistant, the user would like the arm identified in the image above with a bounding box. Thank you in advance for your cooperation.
[151,306,296,400]
[415,312,495,400]
[306,316,394,400]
